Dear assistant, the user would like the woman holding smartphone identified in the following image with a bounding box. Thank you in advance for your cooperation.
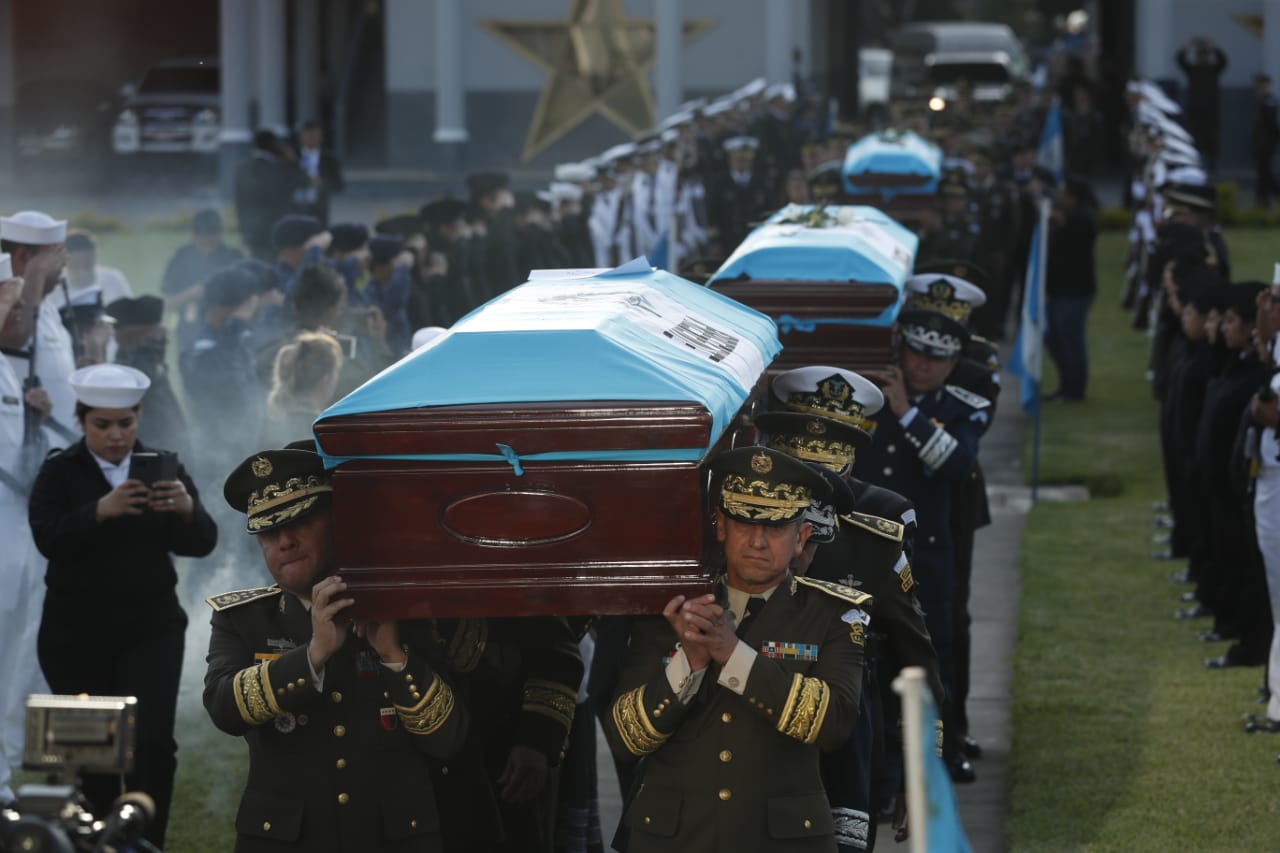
[27,362,216,849]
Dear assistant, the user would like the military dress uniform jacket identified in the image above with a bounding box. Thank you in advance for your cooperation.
[604,574,870,853]
[204,589,469,852]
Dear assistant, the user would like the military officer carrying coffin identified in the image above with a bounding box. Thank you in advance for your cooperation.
[205,447,469,852]
[755,367,941,850]
[857,278,990,784]
[604,446,870,853]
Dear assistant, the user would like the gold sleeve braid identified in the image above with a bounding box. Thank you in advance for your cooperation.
[395,674,456,735]
[776,672,831,744]
[523,678,578,732]
[232,662,283,725]
[612,685,668,756]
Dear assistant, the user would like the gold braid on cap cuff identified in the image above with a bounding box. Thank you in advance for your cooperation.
[777,672,831,744]
[783,400,877,434]
[523,679,578,733]
[395,674,456,735]
[612,686,668,756]
[247,475,333,516]
[904,293,974,323]
[720,474,812,523]
[233,662,283,725]
[766,434,855,471]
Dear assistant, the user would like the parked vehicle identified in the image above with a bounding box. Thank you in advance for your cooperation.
[890,21,1029,104]
[112,58,220,155]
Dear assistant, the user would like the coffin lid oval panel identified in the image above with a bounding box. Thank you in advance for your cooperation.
[442,490,592,546]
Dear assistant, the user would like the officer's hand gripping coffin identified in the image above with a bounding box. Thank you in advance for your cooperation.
[312,260,780,619]
[706,204,918,373]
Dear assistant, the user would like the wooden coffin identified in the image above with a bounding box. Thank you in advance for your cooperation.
[706,204,918,373]
[312,265,780,619]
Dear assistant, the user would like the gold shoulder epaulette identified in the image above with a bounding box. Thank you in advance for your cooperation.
[796,575,872,607]
[206,585,283,612]
[839,511,904,543]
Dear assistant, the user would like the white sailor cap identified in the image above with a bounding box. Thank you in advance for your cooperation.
[765,82,796,102]
[69,363,150,409]
[0,252,11,280]
[1158,149,1201,168]
[1135,80,1182,115]
[772,365,885,427]
[601,142,637,163]
[660,128,680,145]
[660,111,694,132]
[1162,165,1208,188]
[549,181,584,203]
[723,135,760,153]
[637,137,662,155]
[678,96,708,113]
[0,210,68,246]
[411,326,448,351]
[554,162,596,183]
[704,98,736,118]
[733,77,768,101]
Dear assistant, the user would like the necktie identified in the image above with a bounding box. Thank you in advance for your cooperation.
[736,597,765,638]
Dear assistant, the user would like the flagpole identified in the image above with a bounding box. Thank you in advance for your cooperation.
[894,666,928,853]
[1030,197,1051,503]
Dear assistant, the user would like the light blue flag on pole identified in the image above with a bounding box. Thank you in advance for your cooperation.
[921,691,973,853]
[1036,99,1064,184]
[1008,201,1049,416]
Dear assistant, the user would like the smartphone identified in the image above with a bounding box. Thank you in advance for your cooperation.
[128,451,178,486]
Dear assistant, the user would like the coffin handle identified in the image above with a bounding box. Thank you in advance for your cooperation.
[495,443,525,477]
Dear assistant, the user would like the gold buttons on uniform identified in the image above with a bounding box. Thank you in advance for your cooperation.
[286,682,296,692]
[644,816,652,825]
[337,793,349,805]
[295,678,306,687]
[277,688,285,696]
[336,758,347,769]
[333,725,346,737]
[718,788,732,801]
[804,819,812,829]
[719,750,732,763]
[405,674,414,683]
[721,712,733,724]
[331,692,343,703]
[410,819,418,829]
[440,766,449,775]
[263,821,271,831]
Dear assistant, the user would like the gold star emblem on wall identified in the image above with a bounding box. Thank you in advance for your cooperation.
[480,0,716,161]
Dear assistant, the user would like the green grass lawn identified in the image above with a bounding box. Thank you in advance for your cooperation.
[1009,228,1280,851]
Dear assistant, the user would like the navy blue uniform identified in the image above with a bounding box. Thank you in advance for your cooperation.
[852,384,989,699]
[179,318,265,483]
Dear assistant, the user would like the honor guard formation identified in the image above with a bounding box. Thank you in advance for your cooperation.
[2,17,1279,853]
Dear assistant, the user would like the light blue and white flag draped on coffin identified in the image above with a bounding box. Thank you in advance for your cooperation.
[315,259,781,469]
[841,130,943,198]
[707,204,919,331]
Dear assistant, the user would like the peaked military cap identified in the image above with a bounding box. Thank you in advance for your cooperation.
[771,366,884,436]
[914,260,989,296]
[898,309,967,359]
[465,170,510,197]
[755,411,867,472]
[234,258,282,294]
[106,295,164,327]
[271,214,323,250]
[708,446,831,526]
[420,198,469,229]
[368,235,405,265]
[328,222,369,254]
[224,448,333,534]
[202,266,258,309]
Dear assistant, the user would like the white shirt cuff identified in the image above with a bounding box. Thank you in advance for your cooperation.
[716,640,758,695]
[380,659,407,673]
[899,406,920,428]
[665,647,706,704]
[308,655,325,692]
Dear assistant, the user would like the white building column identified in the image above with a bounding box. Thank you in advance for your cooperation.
[433,0,468,144]
[254,0,288,135]
[763,0,793,84]
[655,0,683,119]
[1134,0,1175,81]
[219,0,254,198]
[293,0,320,124]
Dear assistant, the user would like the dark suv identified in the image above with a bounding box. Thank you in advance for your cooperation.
[111,58,220,155]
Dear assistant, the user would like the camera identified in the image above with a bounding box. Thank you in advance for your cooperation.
[1,695,157,852]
